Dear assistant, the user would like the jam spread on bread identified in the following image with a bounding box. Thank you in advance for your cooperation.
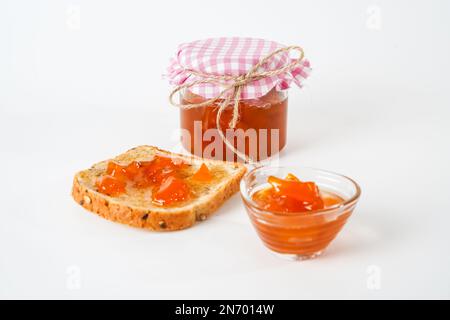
[95,175,126,197]
[152,176,190,206]
[252,173,342,213]
[95,155,214,206]
[191,163,213,182]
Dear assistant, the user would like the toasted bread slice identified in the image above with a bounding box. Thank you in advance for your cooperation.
[72,146,247,231]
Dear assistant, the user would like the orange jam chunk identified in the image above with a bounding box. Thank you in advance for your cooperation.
[106,161,141,181]
[252,173,325,213]
[152,176,190,206]
[95,175,126,197]
[192,163,212,182]
[104,156,187,189]
[96,155,198,206]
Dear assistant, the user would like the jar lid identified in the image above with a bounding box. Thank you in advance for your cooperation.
[166,37,311,100]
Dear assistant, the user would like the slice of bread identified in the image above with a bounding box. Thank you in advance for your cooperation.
[72,146,247,231]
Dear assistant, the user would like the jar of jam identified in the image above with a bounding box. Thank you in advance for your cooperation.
[167,37,311,162]
[180,88,288,162]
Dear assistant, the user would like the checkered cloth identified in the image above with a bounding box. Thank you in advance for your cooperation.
[167,37,311,100]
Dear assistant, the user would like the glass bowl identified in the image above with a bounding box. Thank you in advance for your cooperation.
[240,166,361,260]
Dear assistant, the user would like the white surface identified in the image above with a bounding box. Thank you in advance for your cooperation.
[1,0,450,299]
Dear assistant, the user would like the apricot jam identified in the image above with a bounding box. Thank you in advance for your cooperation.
[152,176,190,206]
[252,174,326,213]
[247,173,349,257]
[180,88,287,161]
[95,176,126,197]
[191,163,212,182]
[95,155,214,207]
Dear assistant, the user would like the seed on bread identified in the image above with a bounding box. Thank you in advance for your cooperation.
[83,195,91,204]
[159,220,167,229]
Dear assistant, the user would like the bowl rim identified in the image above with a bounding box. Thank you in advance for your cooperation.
[240,165,362,217]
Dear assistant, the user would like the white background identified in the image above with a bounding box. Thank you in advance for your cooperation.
[1,0,450,299]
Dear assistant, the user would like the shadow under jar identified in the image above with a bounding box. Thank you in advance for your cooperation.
[180,88,288,162]
[240,166,361,260]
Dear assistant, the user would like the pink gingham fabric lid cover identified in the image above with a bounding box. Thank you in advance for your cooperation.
[167,37,311,100]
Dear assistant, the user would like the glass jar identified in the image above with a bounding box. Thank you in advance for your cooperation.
[180,88,288,162]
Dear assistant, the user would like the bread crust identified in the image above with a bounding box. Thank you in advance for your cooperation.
[72,146,247,231]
